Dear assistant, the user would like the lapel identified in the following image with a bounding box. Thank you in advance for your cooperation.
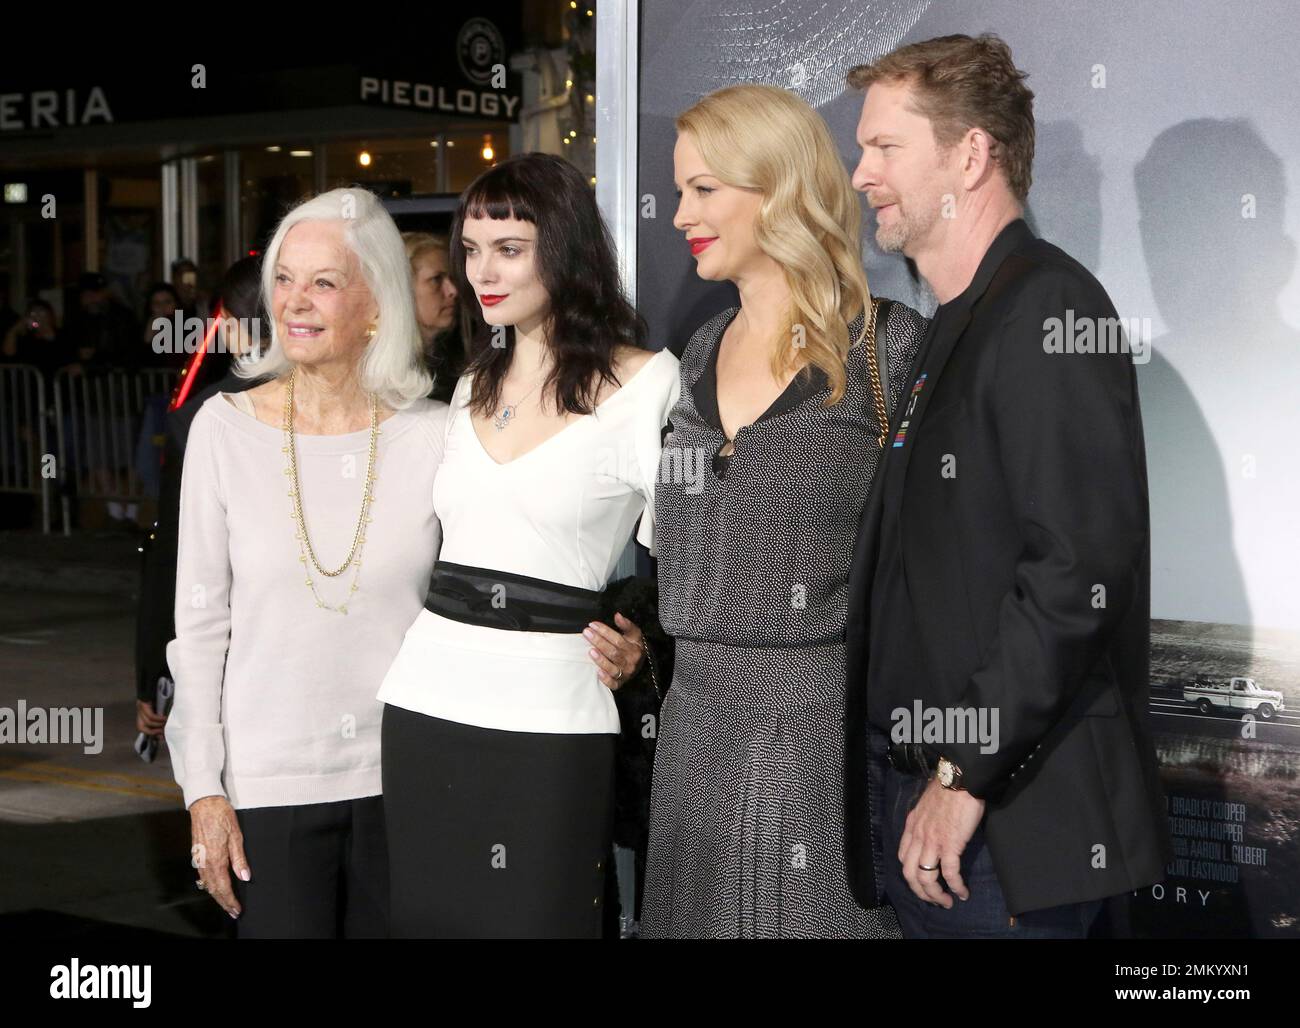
[887,218,1035,519]
[690,308,738,432]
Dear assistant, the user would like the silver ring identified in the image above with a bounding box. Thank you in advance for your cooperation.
[195,879,207,891]
[918,863,940,872]
[614,668,623,680]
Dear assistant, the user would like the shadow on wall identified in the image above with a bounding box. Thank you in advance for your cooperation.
[1025,120,1101,274]
[1135,118,1299,638]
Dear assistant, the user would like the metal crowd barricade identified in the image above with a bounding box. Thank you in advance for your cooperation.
[52,365,179,534]
[0,363,52,534]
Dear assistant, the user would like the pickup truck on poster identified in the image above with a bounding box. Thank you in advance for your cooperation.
[1183,677,1285,719]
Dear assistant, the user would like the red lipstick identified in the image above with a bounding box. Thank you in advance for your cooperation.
[689,237,717,256]
[480,294,507,307]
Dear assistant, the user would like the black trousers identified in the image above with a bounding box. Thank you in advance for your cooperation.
[382,703,616,938]
[231,794,389,939]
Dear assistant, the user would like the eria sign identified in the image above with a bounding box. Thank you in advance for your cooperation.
[0,87,113,131]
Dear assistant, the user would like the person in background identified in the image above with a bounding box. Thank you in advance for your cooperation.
[55,273,140,527]
[402,231,464,403]
[0,298,71,529]
[142,282,186,370]
[171,257,207,320]
[0,276,19,341]
[64,271,138,372]
[1,298,73,385]
[135,257,270,742]
[123,283,187,520]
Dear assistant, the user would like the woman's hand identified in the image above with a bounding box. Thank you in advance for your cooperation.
[189,795,250,919]
[584,612,645,691]
[135,699,167,736]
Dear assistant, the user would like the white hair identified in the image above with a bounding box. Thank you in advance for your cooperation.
[233,186,432,408]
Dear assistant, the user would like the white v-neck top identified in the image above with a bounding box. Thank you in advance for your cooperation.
[377,348,681,734]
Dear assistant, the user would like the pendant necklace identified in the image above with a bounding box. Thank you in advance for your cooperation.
[493,380,541,431]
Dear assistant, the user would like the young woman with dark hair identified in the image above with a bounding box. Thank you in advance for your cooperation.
[377,153,680,938]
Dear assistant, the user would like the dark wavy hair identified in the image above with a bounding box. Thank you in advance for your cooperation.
[451,152,648,416]
[214,255,268,351]
[215,255,264,323]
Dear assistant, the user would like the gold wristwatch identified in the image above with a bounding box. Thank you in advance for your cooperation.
[935,755,965,791]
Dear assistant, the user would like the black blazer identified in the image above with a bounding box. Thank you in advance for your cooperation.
[844,219,1172,915]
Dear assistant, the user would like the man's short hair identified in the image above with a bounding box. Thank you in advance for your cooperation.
[847,33,1035,204]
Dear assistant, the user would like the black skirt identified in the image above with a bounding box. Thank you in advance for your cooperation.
[381,702,616,938]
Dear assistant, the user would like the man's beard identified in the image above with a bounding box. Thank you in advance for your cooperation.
[874,202,919,253]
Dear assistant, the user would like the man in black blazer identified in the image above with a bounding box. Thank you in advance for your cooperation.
[842,34,1170,937]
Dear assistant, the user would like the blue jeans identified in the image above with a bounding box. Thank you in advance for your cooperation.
[876,737,1102,939]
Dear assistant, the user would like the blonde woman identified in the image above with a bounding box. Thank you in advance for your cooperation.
[401,231,463,401]
[642,84,927,938]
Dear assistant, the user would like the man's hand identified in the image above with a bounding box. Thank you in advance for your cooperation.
[898,777,986,908]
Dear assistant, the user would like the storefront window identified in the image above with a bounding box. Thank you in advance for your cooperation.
[100,165,162,313]
[323,130,510,198]
[238,145,316,256]
[441,128,511,191]
[195,153,225,301]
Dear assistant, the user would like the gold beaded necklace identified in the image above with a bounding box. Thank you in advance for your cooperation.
[281,368,380,614]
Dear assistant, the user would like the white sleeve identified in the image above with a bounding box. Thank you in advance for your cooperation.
[634,358,682,556]
[163,405,232,809]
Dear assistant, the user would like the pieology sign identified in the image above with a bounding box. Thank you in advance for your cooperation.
[360,18,521,121]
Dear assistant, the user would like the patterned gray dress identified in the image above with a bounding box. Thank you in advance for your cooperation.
[642,299,927,939]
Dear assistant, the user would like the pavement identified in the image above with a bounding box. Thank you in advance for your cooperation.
[0,530,231,938]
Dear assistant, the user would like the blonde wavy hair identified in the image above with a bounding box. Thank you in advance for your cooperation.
[676,83,884,425]
[401,230,450,268]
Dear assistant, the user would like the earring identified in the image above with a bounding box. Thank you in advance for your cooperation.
[365,323,377,340]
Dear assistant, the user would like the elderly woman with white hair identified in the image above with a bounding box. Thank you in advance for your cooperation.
[164,187,446,938]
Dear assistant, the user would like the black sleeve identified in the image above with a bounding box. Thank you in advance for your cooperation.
[134,419,184,703]
[941,267,1148,798]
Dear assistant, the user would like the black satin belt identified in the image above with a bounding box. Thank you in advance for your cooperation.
[424,560,604,633]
